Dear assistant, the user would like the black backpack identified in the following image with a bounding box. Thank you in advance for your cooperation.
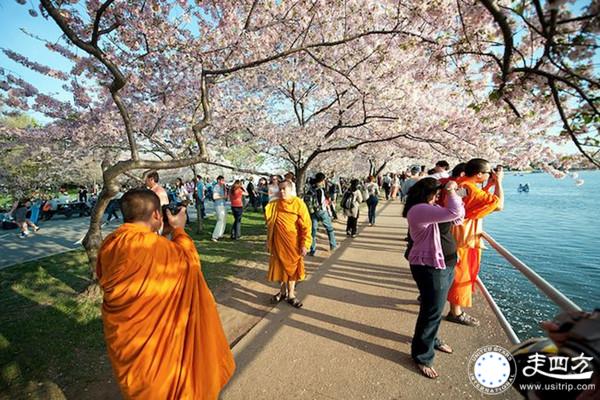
[341,190,354,210]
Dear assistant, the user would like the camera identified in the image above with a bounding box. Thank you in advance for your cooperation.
[162,200,190,227]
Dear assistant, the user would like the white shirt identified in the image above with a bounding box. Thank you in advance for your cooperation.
[427,171,450,180]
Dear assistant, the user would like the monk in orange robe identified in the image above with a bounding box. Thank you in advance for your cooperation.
[265,181,312,308]
[447,159,504,326]
[96,188,235,399]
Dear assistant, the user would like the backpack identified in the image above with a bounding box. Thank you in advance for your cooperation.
[206,185,214,201]
[341,190,354,210]
[303,187,320,214]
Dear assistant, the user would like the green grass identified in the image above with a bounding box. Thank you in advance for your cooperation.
[0,209,267,400]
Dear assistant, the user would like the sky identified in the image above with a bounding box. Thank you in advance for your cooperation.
[0,1,73,102]
[0,1,583,155]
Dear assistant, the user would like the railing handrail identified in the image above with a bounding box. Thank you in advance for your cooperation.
[476,277,521,344]
[481,231,582,313]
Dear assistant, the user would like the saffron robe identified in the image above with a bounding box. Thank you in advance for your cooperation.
[265,197,312,282]
[447,179,500,307]
[96,224,235,400]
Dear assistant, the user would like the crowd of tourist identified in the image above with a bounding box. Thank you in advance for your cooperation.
[4,158,508,394]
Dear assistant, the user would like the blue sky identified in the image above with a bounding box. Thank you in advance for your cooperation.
[0,1,73,101]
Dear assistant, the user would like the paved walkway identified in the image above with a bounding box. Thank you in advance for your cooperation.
[0,203,216,269]
[221,201,519,399]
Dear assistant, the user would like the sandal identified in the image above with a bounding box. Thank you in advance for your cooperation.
[434,339,453,354]
[287,297,303,308]
[416,363,438,379]
[446,312,480,327]
[270,292,287,304]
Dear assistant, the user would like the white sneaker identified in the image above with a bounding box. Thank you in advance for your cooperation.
[211,238,218,242]
[19,232,29,239]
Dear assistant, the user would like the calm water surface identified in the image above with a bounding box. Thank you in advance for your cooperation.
[480,170,600,339]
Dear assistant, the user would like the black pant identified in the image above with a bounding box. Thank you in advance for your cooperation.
[106,200,120,221]
[248,196,259,211]
[366,195,378,224]
[410,263,455,366]
[231,207,243,239]
[346,211,359,235]
[383,184,390,200]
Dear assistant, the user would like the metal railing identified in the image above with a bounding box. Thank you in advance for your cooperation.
[477,231,582,345]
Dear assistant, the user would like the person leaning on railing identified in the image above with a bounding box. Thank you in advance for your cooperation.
[403,178,465,379]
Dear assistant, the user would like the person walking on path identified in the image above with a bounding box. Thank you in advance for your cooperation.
[326,177,340,220]
[257,177,269,211]
[246,177,258,211]
[10,198,40,239]
[390,173,400,200]
[104,190,123,225]
[96,188,235,399]
[265,181,312,309]
[365,175,380,226]
[195,175,206,219]
[403,178,465,379]
[401,168,420,204]
[305,172,337,256]
[145,170,170,207]
[382,173,391,200]
[212,175,228,242]
[78,186,88,203]
[229,180,248,240]
[447,159,504,327]
[342,179,363,237]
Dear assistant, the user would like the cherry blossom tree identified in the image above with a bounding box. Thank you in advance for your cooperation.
[1,0,597,281]
[3,0,453,278]
[447,0,599,166]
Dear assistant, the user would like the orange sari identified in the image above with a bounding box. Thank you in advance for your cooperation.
[447,179,500,307]
[97,224,235,399]
[265,197,312,282]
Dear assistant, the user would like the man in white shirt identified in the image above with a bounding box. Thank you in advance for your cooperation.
[426,160,451,180]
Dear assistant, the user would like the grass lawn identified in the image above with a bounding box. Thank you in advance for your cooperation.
[0,209,268,400]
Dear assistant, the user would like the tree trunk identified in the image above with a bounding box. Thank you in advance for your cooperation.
[295,165,308,197]
[375,161,388,177]
[369,159,375,176]
[82,177,119,281]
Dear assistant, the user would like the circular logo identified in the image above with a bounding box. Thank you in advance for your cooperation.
[468,345,517,395]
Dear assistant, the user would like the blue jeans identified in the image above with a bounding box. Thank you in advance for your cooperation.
[196,198,206,218]
[230,207,243,239]
[310,209,337,253]
[410,263,455,366]
[366,195,378,224]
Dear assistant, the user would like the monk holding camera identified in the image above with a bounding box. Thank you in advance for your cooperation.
[96,188,234,399]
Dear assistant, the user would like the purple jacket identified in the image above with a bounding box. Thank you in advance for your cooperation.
[406,192,465,269]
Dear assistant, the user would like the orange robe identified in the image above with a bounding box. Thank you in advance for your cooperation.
[265,197,312,282]
[96,224,235,400]
[447,179,500,307]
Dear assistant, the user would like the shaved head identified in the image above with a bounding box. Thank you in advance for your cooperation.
[121,188,161,223]
[278,180,292,189]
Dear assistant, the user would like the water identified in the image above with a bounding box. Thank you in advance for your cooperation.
[479,170,600,340]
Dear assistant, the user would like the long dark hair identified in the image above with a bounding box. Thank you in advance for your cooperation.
[349,179,359,192]
[402,178,441,218]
